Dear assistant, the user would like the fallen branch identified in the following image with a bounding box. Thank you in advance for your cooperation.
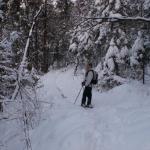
[11,4,43,101]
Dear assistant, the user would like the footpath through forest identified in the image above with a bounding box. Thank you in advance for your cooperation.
[31,68,150,150]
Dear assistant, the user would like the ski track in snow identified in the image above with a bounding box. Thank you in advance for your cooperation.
[31,68,150,150]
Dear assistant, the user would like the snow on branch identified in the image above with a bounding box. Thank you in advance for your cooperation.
[11,4,43,101]
[80,16,150,23]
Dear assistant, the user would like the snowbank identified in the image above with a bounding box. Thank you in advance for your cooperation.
[30,68,150,150]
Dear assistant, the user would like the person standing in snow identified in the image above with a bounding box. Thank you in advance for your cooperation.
[81,63,94,108]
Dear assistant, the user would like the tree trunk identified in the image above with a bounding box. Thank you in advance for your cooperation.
[41,0,49,73]
[142,59,145,84]
[35,23,39,70]
[0,102,3,112]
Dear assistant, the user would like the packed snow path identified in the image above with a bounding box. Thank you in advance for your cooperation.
[31,68,150,150]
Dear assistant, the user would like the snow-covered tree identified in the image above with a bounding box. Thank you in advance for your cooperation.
[130,31,145,81]
[0,1,4,21]
[69,0,131,67]
[0,31,20,111]
[131,31,145,66]
[69,0,149,83]
[103,38,119,75]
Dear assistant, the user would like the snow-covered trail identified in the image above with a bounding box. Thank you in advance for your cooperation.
[31,68,150,150]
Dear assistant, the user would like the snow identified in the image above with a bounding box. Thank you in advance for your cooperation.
[109,0,114,4]
[1,67,150,150]
[105,38,119,60]
[95,0,101,5]
[78,32,89,44]
[130,31,144,66]
[115,0,121,10]
[84,16,150,22]
[0,31,20,50]
[0,38,12,50]
[29,68,150,150]
[20,2,26,9]
[144,0,150,9]
[0,10,3,19]
[95,26,107,44]
[69,43,77,52]
[109,12,122,18]
[10,31,19,42]
[120,46,129,59]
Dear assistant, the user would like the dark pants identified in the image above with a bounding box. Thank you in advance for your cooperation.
[81,87,92,105]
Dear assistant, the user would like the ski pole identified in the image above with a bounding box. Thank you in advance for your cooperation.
[74,87,83,104]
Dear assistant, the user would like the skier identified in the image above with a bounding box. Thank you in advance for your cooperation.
[81,63,94,108]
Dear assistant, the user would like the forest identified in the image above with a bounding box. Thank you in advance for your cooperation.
[0,0,150,150]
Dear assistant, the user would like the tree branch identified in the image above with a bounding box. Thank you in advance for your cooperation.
[80,16,150,23]
[11,4,43,101]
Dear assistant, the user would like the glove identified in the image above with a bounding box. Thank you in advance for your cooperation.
[82,81,85,86]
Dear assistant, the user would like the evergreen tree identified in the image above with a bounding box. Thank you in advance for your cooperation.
[103,38,119,75]
[131,31,145,66]
[0,31,20,111]
[130,31,145,80]
[69,0,150,85]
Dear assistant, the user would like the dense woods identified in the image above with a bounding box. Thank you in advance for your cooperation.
[0,0,150,101]
[0,0,150,149]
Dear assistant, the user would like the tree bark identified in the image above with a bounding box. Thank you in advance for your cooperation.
[41,0,49,73]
